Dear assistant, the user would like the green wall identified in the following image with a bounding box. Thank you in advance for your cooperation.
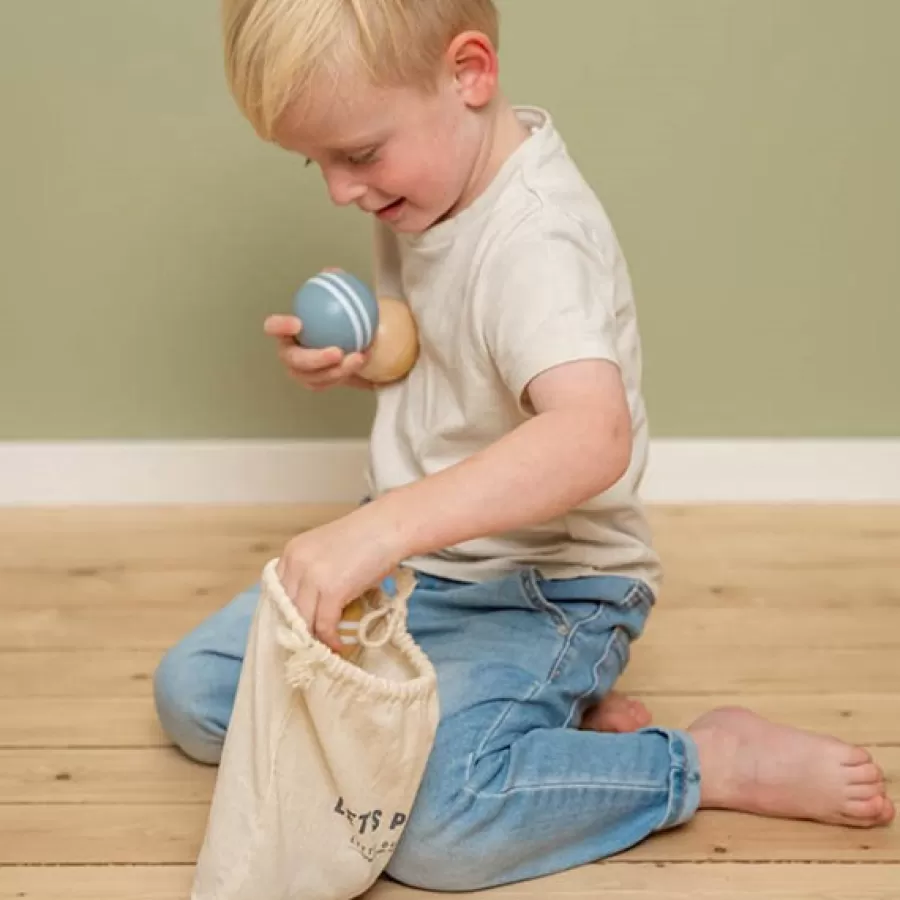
[2,0,897,439]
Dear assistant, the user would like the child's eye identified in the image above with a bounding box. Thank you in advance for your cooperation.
[346,148,379,166]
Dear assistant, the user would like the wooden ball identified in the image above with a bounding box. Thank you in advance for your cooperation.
[359,297,419,385]
[336,595,367,661]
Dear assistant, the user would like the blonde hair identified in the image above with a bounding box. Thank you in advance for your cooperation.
[222,0,500,138]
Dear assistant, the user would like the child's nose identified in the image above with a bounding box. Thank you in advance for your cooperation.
[323,168,367,207]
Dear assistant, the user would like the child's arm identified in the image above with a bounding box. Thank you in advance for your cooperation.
[276,357,630,652]
[373,357,631,558]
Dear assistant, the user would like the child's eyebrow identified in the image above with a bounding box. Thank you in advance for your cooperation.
[330,130,388,152]
[332,141,381,155]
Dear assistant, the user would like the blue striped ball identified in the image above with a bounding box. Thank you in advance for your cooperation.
[292,271,380,353]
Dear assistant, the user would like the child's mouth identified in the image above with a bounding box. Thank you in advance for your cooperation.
[375,199,406,221]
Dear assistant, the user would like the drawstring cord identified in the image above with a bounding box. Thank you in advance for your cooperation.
[279,569,414,688]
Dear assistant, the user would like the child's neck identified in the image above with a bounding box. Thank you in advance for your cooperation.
[448,94,530,221]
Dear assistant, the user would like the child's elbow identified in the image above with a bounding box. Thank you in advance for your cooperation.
[608,416,633,485]
[587,407,632,493]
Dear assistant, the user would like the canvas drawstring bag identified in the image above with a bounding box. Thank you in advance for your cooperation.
[191,559,440,900]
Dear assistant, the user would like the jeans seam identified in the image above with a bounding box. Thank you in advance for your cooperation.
[519,568,570,629]
[572,602,610,630]
[662,746,686,828]
[464,678,545,789]
[560,623,624,730]
[469,780,669,800]
[518,569,585,687]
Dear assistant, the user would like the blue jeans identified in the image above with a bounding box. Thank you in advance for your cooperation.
[154,567,701,891]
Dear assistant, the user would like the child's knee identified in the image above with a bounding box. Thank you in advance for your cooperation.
[385,781,510,891]
[152,645,225,765]
[386,818,497,892]
[387,815,512,891]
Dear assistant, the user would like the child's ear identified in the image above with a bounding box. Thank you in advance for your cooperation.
[445,31,499,109]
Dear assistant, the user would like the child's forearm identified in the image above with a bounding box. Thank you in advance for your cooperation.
[367,407,632,563]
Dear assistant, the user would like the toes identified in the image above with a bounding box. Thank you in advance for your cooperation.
[847,782,886,801]
[611,711,642,733]
[626,700,646,716]
[842,745,873,767]
[580,695,652,734]
[630,704,652,728]
[842,795,887,822]
[840,795,896,828]
[847,762,884,784]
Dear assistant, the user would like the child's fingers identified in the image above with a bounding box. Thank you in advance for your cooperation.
[280,344,345,374]
[264,314,302,338]
[343,353,375,390]
[302,353,368,389]
[314,598,345,655]
[304,373,374,392]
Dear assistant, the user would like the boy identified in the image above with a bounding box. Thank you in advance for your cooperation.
[154,0,893,891]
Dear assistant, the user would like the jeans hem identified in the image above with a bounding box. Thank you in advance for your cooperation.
[655,727,702,831]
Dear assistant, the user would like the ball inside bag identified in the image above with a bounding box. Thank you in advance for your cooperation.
[336,595,367,662]
[292,270,379,353]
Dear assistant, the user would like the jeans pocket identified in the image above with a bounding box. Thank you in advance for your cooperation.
[517,568,575,632]
[521,569,657,640]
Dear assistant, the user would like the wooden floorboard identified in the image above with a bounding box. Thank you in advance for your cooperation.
[0,747,218,804]
[3,863,900,900]
[4,745,898,823]
[2,692,898,749]
[1,504,897,898]
[6,600,900,651]
[3,800,898,866]
[0,698,169,747]
[368,864,900,899]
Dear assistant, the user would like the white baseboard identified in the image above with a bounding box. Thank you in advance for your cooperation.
[638,439,900,502]
[0,440,368,506]
[0,439,898,506]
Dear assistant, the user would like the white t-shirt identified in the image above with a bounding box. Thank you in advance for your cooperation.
[366,106,662,594]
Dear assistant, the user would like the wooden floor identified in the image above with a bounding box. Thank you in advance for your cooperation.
[1,504,898,899]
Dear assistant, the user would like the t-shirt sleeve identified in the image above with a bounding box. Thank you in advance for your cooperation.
[482,225,620,410]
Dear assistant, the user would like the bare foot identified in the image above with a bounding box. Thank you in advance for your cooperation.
[689,706,896,828]
[580,691,652,733]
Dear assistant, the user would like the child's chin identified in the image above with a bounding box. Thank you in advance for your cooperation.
[382,208,429,234]
[389,220,425,235]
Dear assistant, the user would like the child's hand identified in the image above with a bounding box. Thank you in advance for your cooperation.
[264,315,373,391]
[276,504,404,654]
